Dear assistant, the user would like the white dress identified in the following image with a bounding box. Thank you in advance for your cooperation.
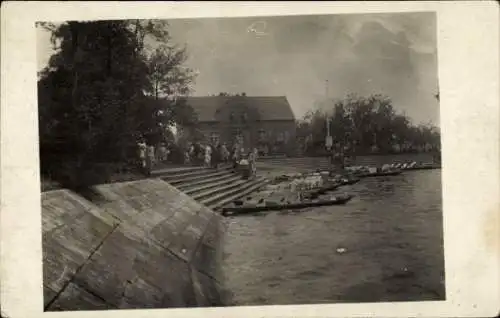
[204,146,212,166]
[138,142,147,167]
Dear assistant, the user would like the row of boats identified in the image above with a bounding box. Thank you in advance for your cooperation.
[347,161,441,177]
[222,175,359,216]
[221,161,440,216]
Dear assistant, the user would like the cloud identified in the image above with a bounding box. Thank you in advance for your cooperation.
[36,13,440,125]
[181,13,435,124]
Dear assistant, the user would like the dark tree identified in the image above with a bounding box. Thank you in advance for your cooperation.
[37,20,196,189]
[296,94,441,156]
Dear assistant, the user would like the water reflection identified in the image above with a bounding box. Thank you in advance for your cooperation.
[222,170,445,305]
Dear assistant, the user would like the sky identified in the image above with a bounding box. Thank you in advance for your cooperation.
[37,12,440,126]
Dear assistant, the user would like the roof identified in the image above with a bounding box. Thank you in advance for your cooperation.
[182,96,296,122]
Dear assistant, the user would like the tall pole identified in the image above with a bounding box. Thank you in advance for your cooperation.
[325,79,330,141]
[325,79,329,100]
[325,79,334,168]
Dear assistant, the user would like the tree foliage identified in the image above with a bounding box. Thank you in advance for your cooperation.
[296,94,441,156]
[38,20,197,189]
[145,44,195,99]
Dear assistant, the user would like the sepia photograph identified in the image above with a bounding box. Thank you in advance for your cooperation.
[2,2,499,318]
[35,11,445,311]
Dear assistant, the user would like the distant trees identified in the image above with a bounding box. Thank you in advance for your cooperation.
[37,20,197,189]
[296,94,441,156]
[216,92,246,97]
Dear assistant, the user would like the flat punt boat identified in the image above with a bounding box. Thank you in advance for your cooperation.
[301,177,359,199]
[404,165,441,171]
[312,182,340,194]
[341,177,360,185]
[221,195,354,216]
[356,170,402,178]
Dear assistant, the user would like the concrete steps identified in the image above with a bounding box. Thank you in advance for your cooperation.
[179,174,242,194]
[165,168,234,186]
[150,165,209,178]
[151,164,268,212]
[192,179,249,202]
[208,178,269,211]
[204,177,269,210]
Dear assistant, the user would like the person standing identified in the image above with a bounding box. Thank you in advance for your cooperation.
[232,145,240,169]
[192,142,198,165]
[197,143,205,165]
[184,148,190,165]
[187,143,194,165]
[220,143,229,163]
[137,139,147,170]
[204,144,212,167]
[248,147,258,178]
[211,142,220,168]
[239,146,246,161]
[192,143,198,165]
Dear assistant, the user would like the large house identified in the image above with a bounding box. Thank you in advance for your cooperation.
[179,95,296,155]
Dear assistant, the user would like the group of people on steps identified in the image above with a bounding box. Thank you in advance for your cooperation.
[137,138,258,178]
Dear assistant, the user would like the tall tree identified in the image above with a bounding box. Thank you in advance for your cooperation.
[37,20,196,189]
[146,44,194,100]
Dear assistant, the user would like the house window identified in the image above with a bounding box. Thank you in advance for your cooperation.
[241,112,248,123]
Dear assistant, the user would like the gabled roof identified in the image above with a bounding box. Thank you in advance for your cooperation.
[182,96,296,122]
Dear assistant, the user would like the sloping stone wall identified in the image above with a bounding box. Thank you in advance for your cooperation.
[42,178,227,311]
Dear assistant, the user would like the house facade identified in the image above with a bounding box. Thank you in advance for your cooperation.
[179,95,297,155]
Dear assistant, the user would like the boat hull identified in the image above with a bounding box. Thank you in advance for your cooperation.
[222,195,353,216]
[356,170,402,178]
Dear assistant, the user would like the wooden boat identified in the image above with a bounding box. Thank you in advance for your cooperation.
[356,170,402,178]
[315,182,341,193]
[404,165,441,171]
[341,177,360,185]
[301,176,358,199]
[221,195,354,216]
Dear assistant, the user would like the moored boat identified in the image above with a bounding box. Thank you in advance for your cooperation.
[356,170,403,178]
[404,164,441,171]
[221,194,354,216]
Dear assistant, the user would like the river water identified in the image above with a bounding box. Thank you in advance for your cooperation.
[221,170,445,305]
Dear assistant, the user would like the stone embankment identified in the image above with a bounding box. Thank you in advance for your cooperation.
[42,178,228,311]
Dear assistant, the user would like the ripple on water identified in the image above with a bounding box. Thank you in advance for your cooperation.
[222,170,445,305]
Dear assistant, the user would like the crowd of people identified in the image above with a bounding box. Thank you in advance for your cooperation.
[136,140,170,171]
[136,138,259,178]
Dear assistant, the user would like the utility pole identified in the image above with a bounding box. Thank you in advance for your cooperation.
[324,79,334,169]
[326,79,331,140]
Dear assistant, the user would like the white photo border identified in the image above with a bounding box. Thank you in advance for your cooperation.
[1,1,499,317]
